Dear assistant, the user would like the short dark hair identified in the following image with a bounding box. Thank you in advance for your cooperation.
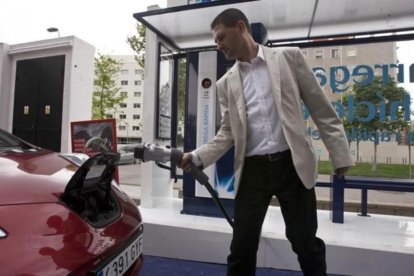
[210,8,251,33]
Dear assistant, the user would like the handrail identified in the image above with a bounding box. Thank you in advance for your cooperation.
[316,176,414,223]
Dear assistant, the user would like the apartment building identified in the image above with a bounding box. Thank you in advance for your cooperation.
[302,42,397,102]
[109,55,144,144]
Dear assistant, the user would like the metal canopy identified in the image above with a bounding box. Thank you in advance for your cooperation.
[133,0,414,51]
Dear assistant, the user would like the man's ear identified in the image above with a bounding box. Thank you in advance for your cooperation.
[236,20,247,33]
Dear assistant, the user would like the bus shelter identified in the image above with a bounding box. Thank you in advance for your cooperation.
[133,1,414,274]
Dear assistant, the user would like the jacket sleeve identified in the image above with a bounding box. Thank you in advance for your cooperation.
[294,48,354,169]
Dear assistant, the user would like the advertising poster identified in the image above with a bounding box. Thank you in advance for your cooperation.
[70,118,119,181]
[195,51,235,199]
[71,118,118,156]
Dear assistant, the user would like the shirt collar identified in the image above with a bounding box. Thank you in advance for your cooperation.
[236,44,265,68]
[256,45,265,61]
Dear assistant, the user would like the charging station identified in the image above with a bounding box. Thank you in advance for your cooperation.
[134,1,268,219]
[182,50,236,218]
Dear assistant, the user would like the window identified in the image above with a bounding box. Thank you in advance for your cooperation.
[118,125,126,131]
[133,114,140,119]
[121,80,128,85]
[134,92,142,97]
[120,103,127,108]
[331,48,340,58]
[347,49,357,57]
[106,114,113,118]
[134,80,142,85]
[121,69,129,75]
[133,103,141,108]
[135,69,143,75]
[120,92,128,97]
[133,126,140,131]
[119,114,126,119]
[315,50,323,59]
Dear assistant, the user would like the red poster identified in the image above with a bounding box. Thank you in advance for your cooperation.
[70,118,118,155]
[70,118,119,182]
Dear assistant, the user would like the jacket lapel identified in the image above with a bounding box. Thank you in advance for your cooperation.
[228,66,247,131]
[263,48,282,114]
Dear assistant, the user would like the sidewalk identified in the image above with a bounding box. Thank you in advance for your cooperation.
[139,255,304,276]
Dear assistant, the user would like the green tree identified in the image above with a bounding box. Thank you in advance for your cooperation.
[341,92,363,162]
[342,76,410,170]
[93,54,126,119]
[127,23,146,70]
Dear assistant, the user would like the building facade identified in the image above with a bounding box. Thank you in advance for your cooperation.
[108,55,144,144]
[0,36,95,152]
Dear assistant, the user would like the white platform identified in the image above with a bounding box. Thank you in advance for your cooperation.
[137,197,414,276]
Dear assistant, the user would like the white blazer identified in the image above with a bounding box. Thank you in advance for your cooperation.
[195,46,354,194]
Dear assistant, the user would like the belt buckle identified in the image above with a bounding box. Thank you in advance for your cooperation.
[268,152,280,162]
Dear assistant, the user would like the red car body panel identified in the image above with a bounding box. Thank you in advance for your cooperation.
[0,150,72,204]
[0,148,143,275]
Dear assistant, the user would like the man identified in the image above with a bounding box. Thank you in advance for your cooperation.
[179,8,354,276]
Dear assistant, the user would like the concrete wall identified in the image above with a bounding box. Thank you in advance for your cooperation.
[0,36,95,152]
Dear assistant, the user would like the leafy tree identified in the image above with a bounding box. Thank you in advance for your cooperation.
[342,76,410,170]
[93,54,126,119]
[127,23,146,71]
[341,92,363,162]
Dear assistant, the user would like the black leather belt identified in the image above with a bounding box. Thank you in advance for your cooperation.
[246,149,291,162]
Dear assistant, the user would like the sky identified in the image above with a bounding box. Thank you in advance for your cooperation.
[0,0,167,55]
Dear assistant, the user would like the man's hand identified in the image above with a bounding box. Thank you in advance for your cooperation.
[178,152,193,172]
[334,167,350,178]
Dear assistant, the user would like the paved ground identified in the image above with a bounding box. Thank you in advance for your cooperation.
[118,163,414,216]
[138,255,305,276]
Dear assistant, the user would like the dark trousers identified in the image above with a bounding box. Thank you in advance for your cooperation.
[227,151,326,276]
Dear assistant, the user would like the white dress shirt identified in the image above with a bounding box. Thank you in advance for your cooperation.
[192,45,289,165]
[237,45,289,156]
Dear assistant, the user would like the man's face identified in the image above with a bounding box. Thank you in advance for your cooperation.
[212,23,243,60]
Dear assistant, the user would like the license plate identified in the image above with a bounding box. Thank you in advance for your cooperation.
[96,233,143,276]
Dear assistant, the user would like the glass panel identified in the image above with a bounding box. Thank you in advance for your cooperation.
[304,40,413,179]
[157,43,174,139]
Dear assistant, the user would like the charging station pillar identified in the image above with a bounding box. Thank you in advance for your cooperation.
[182,50,235,218]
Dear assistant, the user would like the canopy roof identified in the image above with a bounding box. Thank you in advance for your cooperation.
[133,0,414,51]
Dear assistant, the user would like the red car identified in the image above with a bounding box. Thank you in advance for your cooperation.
[0,128,143,275]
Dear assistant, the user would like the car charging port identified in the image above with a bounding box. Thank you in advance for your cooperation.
[61,152,121,228]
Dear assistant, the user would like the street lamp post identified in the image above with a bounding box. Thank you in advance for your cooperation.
[47,27,60,38]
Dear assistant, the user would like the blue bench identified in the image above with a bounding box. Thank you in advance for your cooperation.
[316,175,414,223]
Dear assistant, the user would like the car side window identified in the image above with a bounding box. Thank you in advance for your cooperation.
[0,129,31,150]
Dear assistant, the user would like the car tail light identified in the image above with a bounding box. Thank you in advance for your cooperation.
[61,152,121,228]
